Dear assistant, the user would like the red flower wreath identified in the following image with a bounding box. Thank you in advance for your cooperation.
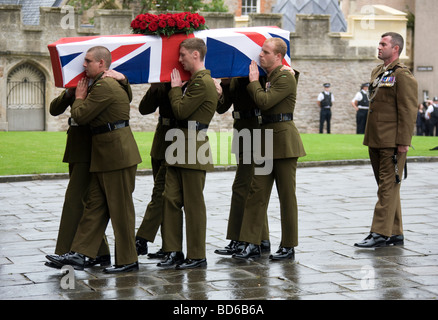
[131,12,208,37]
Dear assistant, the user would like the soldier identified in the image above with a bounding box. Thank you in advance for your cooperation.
[157,38,218,270]
[317,83,334,134]
[46,46,142,273]
[214,77,270,256]
[232,37,306,261]
[45,85,111,269]
[135,82,179,259]
[355,32,418,248]
[351,83,370,134]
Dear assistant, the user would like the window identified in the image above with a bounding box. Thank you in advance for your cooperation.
[241,0,258,15]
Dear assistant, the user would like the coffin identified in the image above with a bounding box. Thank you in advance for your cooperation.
[48,26,291,88]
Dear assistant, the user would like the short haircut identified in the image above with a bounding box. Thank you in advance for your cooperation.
[87,46,112,68]
[180,38,207,61]
[265,37,287,59]
[381,32,404,56]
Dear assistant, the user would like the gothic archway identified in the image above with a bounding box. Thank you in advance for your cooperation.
[7,63,46,131]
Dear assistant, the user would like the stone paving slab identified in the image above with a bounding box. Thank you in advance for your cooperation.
[0,162,438,303]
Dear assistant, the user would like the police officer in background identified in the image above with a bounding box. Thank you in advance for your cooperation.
[355,32,417,248]
[317,83,334,133]
[351,83,370,134]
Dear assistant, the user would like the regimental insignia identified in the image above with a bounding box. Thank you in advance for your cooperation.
[378,76,396,87]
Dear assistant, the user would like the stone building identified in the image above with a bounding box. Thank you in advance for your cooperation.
[0,2,415,134]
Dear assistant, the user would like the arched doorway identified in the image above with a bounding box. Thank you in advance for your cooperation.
[7,64,46,131]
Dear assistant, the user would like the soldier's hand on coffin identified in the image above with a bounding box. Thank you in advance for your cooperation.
[213,78,223,97]
[249,60,259,82]
[102,69,126,81]
[171,68,183,88]
[75,78,88,100]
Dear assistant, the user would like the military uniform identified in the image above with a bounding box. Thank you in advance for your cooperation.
[162,69,218,260]
[239,66,306,248]
[363,59,418,237]
[49,90,110,257]
[70,73,142,266]
[136,83,177,245]
[216,77,269,244]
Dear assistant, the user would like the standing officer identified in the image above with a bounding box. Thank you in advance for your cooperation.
[135,82,179,259]
[317,83,334,133]
[47,46,142,273]
[157,38,218,270]
[351,83,370,134]
[233,37,306,261]
[214,77,270,256]
[45,86,111,268]
[355,32,417,248]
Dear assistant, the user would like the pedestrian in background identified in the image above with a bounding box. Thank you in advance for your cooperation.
[317,83,334,134]
[351,83,370,134]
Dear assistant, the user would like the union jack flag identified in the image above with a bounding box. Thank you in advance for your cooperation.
[48,27,291,88]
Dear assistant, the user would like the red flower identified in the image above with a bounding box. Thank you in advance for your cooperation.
[176,19,186,30]
[148,21,158,32]
[167,18,176,27]
[139,21,147,30]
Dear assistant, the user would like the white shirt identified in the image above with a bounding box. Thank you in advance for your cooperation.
[426,104,435,120]
[352,90,369,107]
[317,91,334,102]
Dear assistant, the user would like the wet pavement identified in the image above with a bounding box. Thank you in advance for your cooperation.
[1,160,438,302]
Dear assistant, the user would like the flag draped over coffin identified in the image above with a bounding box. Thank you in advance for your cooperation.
[48,26,291,88]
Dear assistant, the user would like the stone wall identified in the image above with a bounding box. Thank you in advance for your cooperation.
[0,5,380,134]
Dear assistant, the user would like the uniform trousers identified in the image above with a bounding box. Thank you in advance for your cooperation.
[226,153,269,241]
[319,108,331,133]
[71,165,138,265]
[136,158,166,242]
[55,162,109,256]
[356,109,368,134]
[369,148,405,237]
[239,157,299,247]
[161,166,206,259]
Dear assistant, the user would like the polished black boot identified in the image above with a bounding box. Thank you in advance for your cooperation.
[85,254,111,267]
[136,237,148,256]
[269,247,295,260]
[148,248,167,259]
[261,240,271,253]
[46,252,86,270]
[103,261,139,273]
[214,240,244,255]
[175,258,207,270]
[157,251,184,268]
[386,234,404,246]
[354,232,388,248]
[232,243,261,260]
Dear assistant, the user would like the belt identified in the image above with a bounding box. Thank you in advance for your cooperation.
[358,106,369,110]
[260,113,293,125]
[68,117,79,127]
[232,109,261,120]
[177,120,209,131]
[90,120,129,135]
[159,116,177,127]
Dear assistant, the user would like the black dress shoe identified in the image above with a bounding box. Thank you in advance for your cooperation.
[157,251,184,268]
[136,237,148,256]
[269,247,295,260]
[386,234,404,246]
[147,248,167,259]
[261,240,271,253]
[354,233,388,248]
[232,243,261,260]
[175,258,207,270]
[44,261,61,269]
[46,252,86,270]
[103,261,139,274]
[214,240,245,255]
[85,255,111,267]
